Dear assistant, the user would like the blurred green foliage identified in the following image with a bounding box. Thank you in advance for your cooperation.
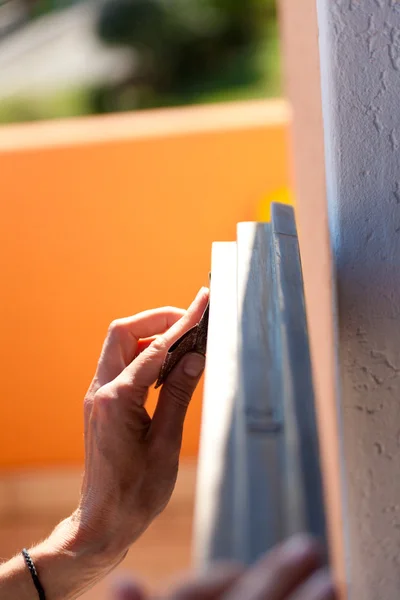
[96,0,279,109]
[31,0,82,18]
[0,88,93,124]
[0,0,280,123]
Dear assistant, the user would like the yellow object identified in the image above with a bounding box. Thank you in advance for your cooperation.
[257,187,294,222]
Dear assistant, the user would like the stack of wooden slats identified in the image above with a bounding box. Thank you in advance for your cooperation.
[194,203,326,568]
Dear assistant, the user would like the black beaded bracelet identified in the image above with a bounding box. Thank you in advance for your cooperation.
[22,548,46,600]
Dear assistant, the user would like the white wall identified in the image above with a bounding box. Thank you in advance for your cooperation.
[280,0,400,596]
[317,1,400,598]
[281,0,400,597]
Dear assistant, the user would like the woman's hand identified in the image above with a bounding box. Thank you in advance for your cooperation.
[113,535,337,600]
[74,287,209,563]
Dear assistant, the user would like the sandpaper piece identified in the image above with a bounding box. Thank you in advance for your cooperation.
[155,302,209,389]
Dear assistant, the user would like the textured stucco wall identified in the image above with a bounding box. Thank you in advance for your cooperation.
[317,1,400,597]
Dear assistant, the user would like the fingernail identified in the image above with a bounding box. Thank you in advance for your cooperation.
[195,286,209,301]
[183,353,206,377]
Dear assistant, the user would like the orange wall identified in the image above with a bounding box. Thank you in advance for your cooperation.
[0,100,290,468]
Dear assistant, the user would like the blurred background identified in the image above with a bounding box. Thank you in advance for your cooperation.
[0,0,280,123]
[0,1,292,598]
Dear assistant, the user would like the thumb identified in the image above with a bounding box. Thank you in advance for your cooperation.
[149,353,205,451]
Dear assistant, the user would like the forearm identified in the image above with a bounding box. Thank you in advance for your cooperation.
[0,296,208,599]
[0,512,125,600]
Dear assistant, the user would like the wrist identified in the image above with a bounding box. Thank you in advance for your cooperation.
[77,489,152,559]
[62,509,128,566]
[30,513,126,600]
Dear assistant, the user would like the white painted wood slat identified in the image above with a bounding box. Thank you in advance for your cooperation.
[235,221,286,565]
[193,242,238,566]
[194,203,327,569]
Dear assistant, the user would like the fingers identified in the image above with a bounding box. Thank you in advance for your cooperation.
[110,544,335,600]
[223,534,323,600]
[148,352,205,458]
[136,337,157,357]
[166,564,242,600]
[289,568,336,600]
[94,307,186,389]
[109,543,335,600]
[109,288,209,405]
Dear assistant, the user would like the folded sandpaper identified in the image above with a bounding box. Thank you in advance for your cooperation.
[155,301,209,389]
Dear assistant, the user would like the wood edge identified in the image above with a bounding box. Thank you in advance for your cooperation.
[271,203,297,237]
[193,241,238,567]
[271,228,327,544]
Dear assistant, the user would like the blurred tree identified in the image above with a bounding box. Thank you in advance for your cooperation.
[96,0,276,103]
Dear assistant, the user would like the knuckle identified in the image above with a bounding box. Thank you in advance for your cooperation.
[84,392,93,407]
[93,388,114,412]
[115,378,134,398]
[95,379,134,408]
[107,318,125,338]
[147,336,167,354]
[165,378,192,409]
[83,394,94,414]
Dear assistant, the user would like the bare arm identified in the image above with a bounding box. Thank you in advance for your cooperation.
[0,516,120,600]
[0,288,209,599]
